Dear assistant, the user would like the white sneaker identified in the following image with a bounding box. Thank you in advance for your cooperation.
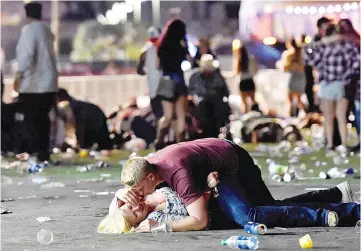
[336,181,354,203]
[327,211,339,227]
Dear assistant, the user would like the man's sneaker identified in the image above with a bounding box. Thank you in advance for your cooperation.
[327,211,339,227]
[336,181,354,203]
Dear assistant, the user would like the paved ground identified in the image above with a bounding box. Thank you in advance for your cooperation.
[1,175,360,251]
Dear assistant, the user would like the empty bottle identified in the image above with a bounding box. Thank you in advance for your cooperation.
[221,236,259,250]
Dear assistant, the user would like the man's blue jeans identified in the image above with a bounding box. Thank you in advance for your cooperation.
[216,176,360,228]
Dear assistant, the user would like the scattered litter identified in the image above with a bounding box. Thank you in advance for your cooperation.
[79,195,90,198]
[344,168,355,175]
[124,138,146,152]
[40,182,65,189]
[94,191,109,196]
[18,195,37,200]
[76,161,109,172]
[326,167,346,179]
[244,222,267,235]
[221,236,259,250]
[36,217,56,223]
[73,189,91,193]
[305,188,327,191]
[299,234,313,249]
[310,156,317,160]
[100,173,111,178]
[79,149,88,158]
[1,198,15,202]
[356,220,361,233]
[308,169,314,174]
[1,207,12,214]
[43,196,61,200]
[1,175,14,185]
[37,229,53,245]
[32,176,48,184]
[274,227,287,231]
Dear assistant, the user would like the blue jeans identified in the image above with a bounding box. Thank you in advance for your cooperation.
[215,176,360,228]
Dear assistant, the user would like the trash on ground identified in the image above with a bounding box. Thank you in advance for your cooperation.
[94,191,109,196]
[299,234,313,249]
[76,161,109,172]
[326,167,346,179]
[32,176,48,184]
[37,229,53,245]
[1,207,12,214]
[36,217,56,222]
[244,222,267,235]
[79,149,88,158]
[1,175,14,185]
[43,196,61,200]
[305,188,327,191]
[100,173,111,178]
[1,198,15,202]
[344,168,355,175]
[124,138,146,152]
[17,195,37,200]
[79,195,90,198]
[40,182,65,189]
[73,189,91,193]
[274,227,287,231]
[221,236,259,250]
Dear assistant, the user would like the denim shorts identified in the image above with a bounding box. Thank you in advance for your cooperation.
[318,81,345,100]
[161,72,187,103]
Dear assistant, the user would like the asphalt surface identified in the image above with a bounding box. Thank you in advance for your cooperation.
[1,175,360,251]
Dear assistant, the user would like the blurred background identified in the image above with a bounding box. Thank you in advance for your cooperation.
[1,0,359,76]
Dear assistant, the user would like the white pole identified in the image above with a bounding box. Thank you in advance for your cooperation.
[152,0,160,27]
[51,0,60,55]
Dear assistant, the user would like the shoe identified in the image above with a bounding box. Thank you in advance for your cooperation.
[326,211,339,227]
[336,181,354,203]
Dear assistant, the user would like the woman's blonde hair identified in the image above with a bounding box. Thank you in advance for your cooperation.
[98,208,132,234]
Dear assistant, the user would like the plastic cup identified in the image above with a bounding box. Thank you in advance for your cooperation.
[299,234,313,249]
[356,220,361,233]
[37,229,53,245]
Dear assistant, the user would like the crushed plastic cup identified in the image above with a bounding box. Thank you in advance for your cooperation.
[299,234,313,249]
[356,220,361,233]
[40,182,65,189]
[36,217,56,222]
[37,229,53,245]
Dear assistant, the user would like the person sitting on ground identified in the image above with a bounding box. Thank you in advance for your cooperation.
[188,54,230,138]
[119,138,359,232]
[56,88,112,152]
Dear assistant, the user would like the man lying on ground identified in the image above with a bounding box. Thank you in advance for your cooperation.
[117,138,359,232]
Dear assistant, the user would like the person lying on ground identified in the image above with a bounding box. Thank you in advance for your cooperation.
[98,173,217,234]
[119,138,360,232]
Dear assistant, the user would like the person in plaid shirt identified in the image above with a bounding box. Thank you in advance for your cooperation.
[304,24,360,154]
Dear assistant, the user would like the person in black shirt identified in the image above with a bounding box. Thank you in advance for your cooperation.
[156,19,191,148]
[56,88,112,151]
[192,38,216,69]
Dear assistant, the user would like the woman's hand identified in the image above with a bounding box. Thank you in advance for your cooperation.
[207,172,219,188]
[135,219,159,233]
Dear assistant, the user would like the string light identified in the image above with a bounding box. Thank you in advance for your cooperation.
[285,2,358,14]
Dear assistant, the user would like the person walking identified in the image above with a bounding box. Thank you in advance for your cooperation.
[14,2,58,161]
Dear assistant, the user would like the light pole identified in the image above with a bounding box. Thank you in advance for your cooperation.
[152,0,160,27]
[51,0,60,55]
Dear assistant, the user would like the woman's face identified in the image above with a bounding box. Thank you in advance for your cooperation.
[120,202,149,226]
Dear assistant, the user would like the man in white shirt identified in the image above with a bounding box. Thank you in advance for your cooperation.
[13,2,58,161]
[136,27,163,119]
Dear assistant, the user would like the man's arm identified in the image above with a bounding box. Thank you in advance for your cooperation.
[15,26,36,88]
[167,195,209,231]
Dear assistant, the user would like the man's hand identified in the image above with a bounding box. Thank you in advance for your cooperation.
[207,171,219,188]
[115,188,142,206]
[135,219,159,233]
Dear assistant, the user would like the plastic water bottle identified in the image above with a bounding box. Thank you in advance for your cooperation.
[221,236,259,250]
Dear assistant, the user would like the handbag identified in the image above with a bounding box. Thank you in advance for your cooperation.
[156,76,177,100]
